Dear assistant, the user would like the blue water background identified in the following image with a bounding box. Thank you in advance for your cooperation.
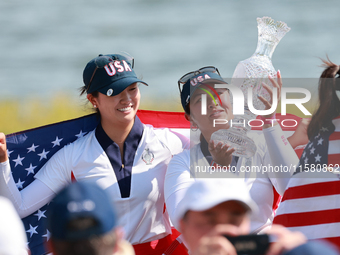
[1,0,339,108]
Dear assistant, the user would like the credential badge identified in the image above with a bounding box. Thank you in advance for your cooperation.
[142,148,154,165]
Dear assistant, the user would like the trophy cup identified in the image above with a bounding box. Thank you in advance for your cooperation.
[211,16,291,158]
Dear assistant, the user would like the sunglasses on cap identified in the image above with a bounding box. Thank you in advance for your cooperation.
[86,52,135,92]
[177,66,221,93]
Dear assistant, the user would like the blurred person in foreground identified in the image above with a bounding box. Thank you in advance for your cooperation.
[0,196,28,255]
[175,177,339,255]
[46,181,135,255]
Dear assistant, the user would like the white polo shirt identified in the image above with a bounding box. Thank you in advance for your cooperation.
[165,124,297,233]
[35,119,188,244]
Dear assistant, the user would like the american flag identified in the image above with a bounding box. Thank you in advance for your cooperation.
[6,113,99,254]
[6,110,190,255]
[7,110,304,254]
[274,116,340,249]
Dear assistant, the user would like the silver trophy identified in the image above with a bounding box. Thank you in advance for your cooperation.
[212,16,290,158]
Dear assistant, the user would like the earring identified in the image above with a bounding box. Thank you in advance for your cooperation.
[191,123,198,132]
[93,105,97,108]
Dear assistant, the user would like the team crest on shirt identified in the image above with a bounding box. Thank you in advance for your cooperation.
[142,148,154,165]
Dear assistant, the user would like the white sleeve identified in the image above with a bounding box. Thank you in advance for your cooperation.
[153,127,190,155]
[34,142,73,193]
[169,129,190,151]
[262,124,299,195]
[0,160,56,218]
[164,150,194,230]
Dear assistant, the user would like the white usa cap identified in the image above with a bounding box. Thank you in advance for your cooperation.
[175,177,258,227]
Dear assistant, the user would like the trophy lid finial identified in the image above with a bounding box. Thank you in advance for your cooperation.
[257,16,291,43]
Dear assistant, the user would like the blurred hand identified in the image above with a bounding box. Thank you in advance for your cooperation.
[0,133,8,163]
[265,225,307,255]
[208,140,235,167]
[258,70,282,119]
[287,118,310,149]
[192,225,239,255]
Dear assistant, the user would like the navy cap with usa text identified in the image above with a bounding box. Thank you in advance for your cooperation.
[180,71,228,113]
[83,54,148,96]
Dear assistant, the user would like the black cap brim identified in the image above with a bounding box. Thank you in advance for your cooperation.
[98,77,148,96]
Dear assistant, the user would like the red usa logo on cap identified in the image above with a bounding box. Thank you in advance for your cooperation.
[190,74,211,86]
[104,60,132,76]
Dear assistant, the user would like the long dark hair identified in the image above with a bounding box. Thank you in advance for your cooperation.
[307,58,340,138]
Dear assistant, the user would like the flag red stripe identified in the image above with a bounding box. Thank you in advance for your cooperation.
[294,148,304,158]
[274,209,340,227]
[329,132,340,140]
[281,181,340,202]
[71,171,76,182]
[137,110,190,128]
[272,186,281,212]
[328,154,340,166]
[322,237,340,250]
